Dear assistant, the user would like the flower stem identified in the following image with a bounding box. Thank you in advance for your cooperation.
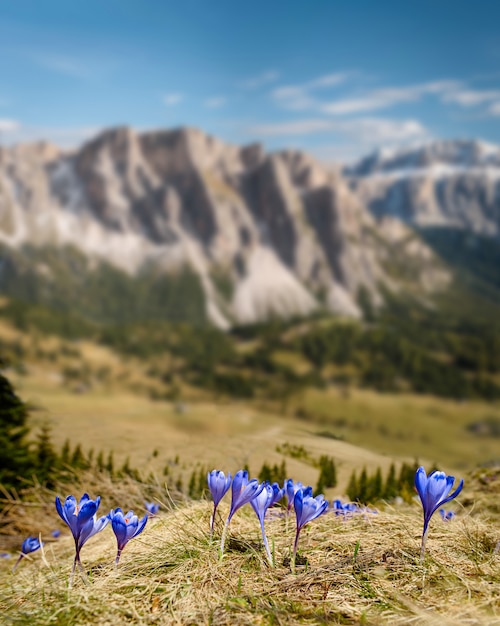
[220,519,229,558]
[210,504,217,539]
[11,555,23,573]
[115,550,122,567]
[292,527,301,572]
[261,524,273,566]
[69,555,77,587]
[420,526,429,563]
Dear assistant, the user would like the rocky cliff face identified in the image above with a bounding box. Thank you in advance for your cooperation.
[0,127,448,327]
[347,140,500,237]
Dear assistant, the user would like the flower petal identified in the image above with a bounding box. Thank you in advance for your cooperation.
[131,514,148,540]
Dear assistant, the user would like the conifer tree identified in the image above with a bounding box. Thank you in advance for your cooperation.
[106,451,115,476]
[60,439,71,465]
[278,460,287,484]
[120,456,132,477]
[315,456,337,493]
[258,462,272,482]
[0,369,33,490]
[346,470,358,501]
[358,467,368,504]
[368,466,383,502]
[384,463,398,500]
[70,443,85,469]
[197,467,206,497]
[188,470,197,498]
[315,471,325,494]
[96,450,105,472]
[35,423,58,486]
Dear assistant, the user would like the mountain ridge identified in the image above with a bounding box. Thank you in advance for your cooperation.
[347,139,500,238]
[0,127,473,327]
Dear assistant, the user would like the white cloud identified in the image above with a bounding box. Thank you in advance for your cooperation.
[0,118,21,133]
[163,93,184,106]
[312,144,365,165]
[239,70,279,90]
[272,76,473,116]
[321,81,460,115]
[341,118,430,144]
[249,117,430,145]
[204,96,227,109]
[272,72,352,111]
[489,102,500,116]
[442,88,500,107]
[251,119,335,136]
[309,72,353,89]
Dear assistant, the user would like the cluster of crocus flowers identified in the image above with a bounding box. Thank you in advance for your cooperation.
[54,492,149,581]
[331,500,378,521]
[11,464,464,579]
[208,470,329,564]
[415,466,463,560]
[207,465,464,568]
[331,499,359,517]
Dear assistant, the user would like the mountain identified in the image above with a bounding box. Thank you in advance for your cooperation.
[347,139,500,237]
[0,127,448,327]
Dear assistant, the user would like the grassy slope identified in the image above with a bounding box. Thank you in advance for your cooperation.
[2,321,500,623]
[1,478,500,625]
[2,316,500,480]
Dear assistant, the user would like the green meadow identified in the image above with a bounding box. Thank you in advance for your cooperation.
[1,299,500,624]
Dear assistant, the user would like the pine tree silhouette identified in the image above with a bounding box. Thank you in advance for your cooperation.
[0,369,33,490]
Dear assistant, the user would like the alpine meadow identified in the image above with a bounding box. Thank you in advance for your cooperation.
[2,2,500,624]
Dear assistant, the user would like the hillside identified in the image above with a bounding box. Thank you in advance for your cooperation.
[1,466,500,625]
[1,311,500,474]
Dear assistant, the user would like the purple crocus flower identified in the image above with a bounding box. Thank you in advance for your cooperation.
[145,502,160,516]
[51,530,61,538]
[12,536,43,571]
[284,479,312,512]
[109,508,148,564]
[220,470,264,555]
[331,499,359,518]
[415,466,463,560]
[55,493,108,579]
[269,482,285,506]
[250,482,283,565]
[207,470,232,536]
[292,489,328,566]
[439,508,456,522]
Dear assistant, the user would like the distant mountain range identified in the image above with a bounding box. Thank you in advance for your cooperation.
[0,128,498,327]
[347,139,500,236]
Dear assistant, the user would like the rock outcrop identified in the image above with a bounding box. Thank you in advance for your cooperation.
[0,127,450,327]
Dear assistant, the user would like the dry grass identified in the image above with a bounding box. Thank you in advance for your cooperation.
[2,483,500,626]
[298,387,500,468]
[2,316,500,474]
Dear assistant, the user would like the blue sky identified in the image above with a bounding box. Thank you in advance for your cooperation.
[0,0,499,161]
